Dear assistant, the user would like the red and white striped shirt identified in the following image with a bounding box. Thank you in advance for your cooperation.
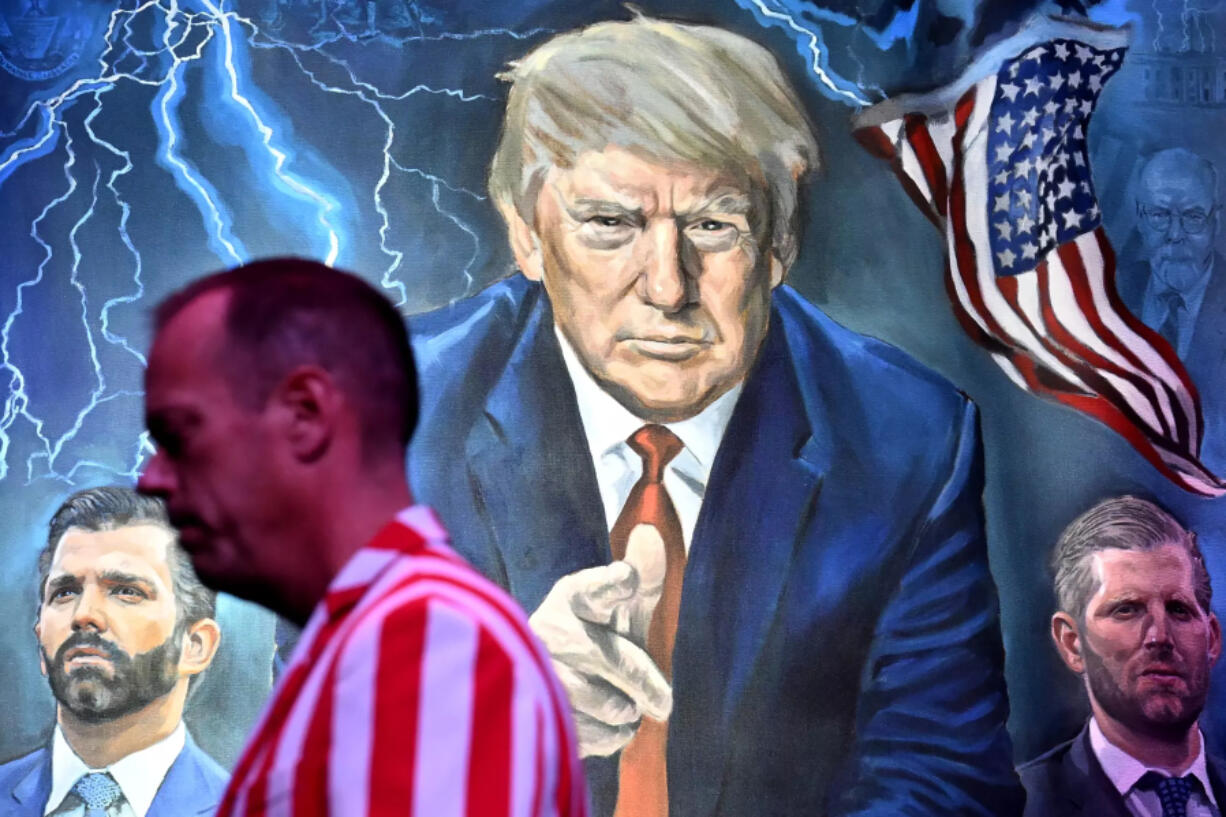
[216,506,588,817]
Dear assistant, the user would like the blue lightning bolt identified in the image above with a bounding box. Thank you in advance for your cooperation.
[0,0,545,486]
[733,0,871,106]
[203,0,343,265]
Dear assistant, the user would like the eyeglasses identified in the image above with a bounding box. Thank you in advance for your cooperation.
[1137,204,1217,234]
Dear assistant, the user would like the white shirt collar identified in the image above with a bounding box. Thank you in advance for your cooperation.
[47,721,187,817]
[555,326,741,479]
[1089,716,1218,806]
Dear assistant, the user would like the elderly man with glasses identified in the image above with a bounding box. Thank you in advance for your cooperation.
[1119,147,1226,466]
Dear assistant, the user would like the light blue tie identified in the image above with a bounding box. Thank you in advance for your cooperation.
[70,772,123,817]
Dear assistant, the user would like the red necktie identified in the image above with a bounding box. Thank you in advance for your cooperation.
[609,425,685,817]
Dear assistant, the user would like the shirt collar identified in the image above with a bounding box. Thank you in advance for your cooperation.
[1145,254,1215,313]
[319,505,454,621]
[1089,716,1218,806]
[555,325,742,476]
[47,721,186,817]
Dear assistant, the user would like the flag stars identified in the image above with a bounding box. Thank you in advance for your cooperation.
[996,112,1016,134]
[1017,212,1036,234]
[1067,70,1082,89]
[1024,75,1044,97]
[1057,178,1077,199]
[1075,44,1094,62]
[1073,152,1086,167]
[1044,99,1060,116]
[1062,209,1084,230]
[997,248,1017,269]
[1049,73,1066,92]
[996,220,1014,241]
[1015,156,1035,178]
[995,192,1011,213]
[1021,241,1039,260]
[1021,131,1038,149]
[995,169,1010,186]
[1054,42,1070,60]
[1016,189,1034,210]
[995,143,1014,164]
[1000,82,1022,102]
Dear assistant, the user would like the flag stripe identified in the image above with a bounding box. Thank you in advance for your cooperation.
[853,21,1224,496]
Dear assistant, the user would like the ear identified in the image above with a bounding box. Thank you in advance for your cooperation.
[498,201,545,281]
[768,252,786,289]
[33,621,46,678]
[1051,611,1085,674]
[1209,612,1222,667]
[269,366,340,463]
[177,618,221,678]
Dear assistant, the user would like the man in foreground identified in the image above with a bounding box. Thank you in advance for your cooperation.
[409,14,1023,816]
[0,485,226,816]
[1021,495,1226,815]
[137,259,586,817]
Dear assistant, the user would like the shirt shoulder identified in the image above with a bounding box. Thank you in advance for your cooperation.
[340,550,556,692]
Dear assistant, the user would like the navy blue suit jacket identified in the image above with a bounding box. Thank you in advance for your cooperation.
[1020,723,1226,817]
[409,276,1024,816]
[0,731,227,817]
[1116,254,1226,467]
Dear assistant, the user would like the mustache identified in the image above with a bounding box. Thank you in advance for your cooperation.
[53,631,126,667]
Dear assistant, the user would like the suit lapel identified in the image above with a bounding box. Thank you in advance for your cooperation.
[1065,726,1132,817]
[465,291,609,612]
[11,749,49,814]
[146,735,220,817]
[1186,253,1226,388]
[668,307,828,815]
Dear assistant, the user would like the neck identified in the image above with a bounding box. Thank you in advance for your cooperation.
[280,457,413,626]
[58,684,186,768]
[1092,703,1201,773]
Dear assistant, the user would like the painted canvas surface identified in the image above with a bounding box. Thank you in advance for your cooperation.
[1,0,1225,812]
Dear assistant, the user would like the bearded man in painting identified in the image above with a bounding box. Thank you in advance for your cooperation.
[0,486,225,817]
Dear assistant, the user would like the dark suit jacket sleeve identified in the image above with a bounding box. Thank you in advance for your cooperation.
[832,400,1025,817]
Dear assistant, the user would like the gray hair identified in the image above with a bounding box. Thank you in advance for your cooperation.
[488,14,820,271]
[38,486,215,630]
[1051,495,1210,619]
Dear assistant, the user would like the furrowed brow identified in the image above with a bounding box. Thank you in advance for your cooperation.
[99,570,157,595]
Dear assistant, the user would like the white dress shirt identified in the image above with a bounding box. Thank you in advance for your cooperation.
[1141,256,1214,359]
[1089,716,1219,817]
[45,722,186,817]
[556,327,742,551]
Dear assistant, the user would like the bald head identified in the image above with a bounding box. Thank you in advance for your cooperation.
[1140,149,1217,204]
[1136,148,1219,285]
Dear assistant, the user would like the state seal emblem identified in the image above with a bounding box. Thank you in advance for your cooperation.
[0,0,92,82]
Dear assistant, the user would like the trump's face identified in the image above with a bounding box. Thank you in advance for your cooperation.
[512,146,783,422]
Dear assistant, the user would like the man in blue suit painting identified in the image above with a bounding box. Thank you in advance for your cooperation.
[410,14,1024,817]
[0,486,226,816]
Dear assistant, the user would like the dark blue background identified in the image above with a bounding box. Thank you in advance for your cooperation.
[1,0,1224,773]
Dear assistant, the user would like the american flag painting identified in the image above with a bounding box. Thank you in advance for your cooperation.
[853,17,1225,497]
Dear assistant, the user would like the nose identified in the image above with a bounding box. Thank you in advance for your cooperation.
[136,448,175,499]
[1165,216,1187,242]
[1144,606,1174,650]
[637,220,692,312]
[71,584,107,633]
